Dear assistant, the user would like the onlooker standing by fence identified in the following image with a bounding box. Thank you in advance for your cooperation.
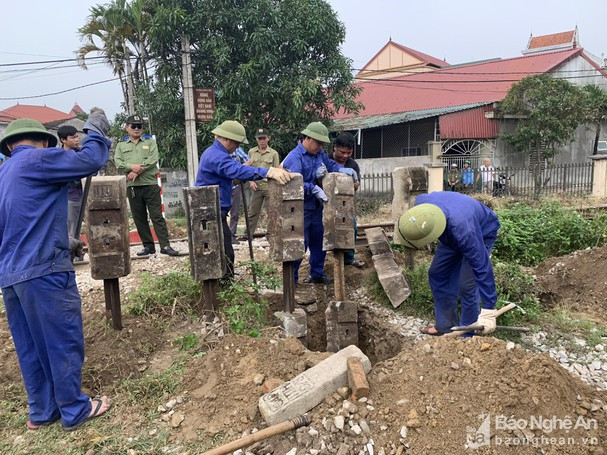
[447,163,460,192]
[461,160,475,194]
[476,158,495,194]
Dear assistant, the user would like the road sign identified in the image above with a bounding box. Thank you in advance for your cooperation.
[194,88,215,123]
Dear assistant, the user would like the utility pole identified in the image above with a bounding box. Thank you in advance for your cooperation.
[181,34,199,186]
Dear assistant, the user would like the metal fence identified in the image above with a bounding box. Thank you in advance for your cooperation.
[359,172,393,194]
[445,162,593,198]
[358,161,594,199]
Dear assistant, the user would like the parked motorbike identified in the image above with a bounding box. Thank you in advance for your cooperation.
[493,173,514,197]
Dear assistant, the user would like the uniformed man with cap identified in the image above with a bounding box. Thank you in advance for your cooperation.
[0,111,112,430]
[282,122,359,285]
[398,192,501,336]
[114,114,178,256]
[246,128,280,236]
[195,120,291,279]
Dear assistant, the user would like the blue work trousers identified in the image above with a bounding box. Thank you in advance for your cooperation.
[428,240,494,333]
[294,207,326,283]
[2,272,92,428]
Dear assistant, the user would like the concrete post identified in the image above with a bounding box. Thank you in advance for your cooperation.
[391,167,427,245]
[590,155,607,197]
[425,141,445,194]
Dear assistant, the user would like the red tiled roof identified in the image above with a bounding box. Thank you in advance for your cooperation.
[528,30,575,49]
[0,104,75,124]
[336,48,587,119]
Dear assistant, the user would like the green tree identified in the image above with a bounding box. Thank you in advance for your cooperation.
[137,0,362,169]
[77,0,151,114]
[499,74,587,196]
[582,85,607,155]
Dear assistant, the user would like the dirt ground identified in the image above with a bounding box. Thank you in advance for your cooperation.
[535,244,607,325]
[2,205,607,453]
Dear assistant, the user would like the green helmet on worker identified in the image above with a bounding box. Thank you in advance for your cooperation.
[211,120,249,144]
[301,121,330,143]
[0,118,58,157]
[398,204,447,248]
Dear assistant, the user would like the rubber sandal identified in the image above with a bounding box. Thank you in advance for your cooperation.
[350,259,365,268]
[27,415,60,431]
[420,326,444,336]
[63,397,111,431]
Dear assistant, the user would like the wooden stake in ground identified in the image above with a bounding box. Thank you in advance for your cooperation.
[283,261,296,313]
[201,279,220,319]
[333,249,346,301]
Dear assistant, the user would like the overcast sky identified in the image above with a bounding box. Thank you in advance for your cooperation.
[0,0,605,120]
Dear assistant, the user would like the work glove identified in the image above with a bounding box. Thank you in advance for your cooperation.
[315,164,328,181]
[83,107,111,136]
[311,185,328,202]
[476,308,498,334]
[339,167,359,182]
[69,237,85,262]
[266,167,291,185]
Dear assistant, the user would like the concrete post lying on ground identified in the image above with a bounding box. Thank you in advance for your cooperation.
[325,301,358,352]
[391,167,427,245]
[183,185,226,281]
[365,227,411,308]
[259,345,371,425]
[267,173,305,262]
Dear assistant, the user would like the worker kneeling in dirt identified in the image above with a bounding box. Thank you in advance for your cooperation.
[398,192,501,336]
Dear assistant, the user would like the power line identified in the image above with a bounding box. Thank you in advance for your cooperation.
[0,78,120,101]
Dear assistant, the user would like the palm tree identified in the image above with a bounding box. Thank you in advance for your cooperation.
[583,85,607,155]
[77,0,151,114]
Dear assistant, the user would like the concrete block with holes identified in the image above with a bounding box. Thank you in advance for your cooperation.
[267,173,305,262]
[86,176,131,279]
[322,173,355,251]
[182,185,226,281]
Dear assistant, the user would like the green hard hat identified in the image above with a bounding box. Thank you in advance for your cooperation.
[211,120,248,144]
[398,203,447,249]
[301,121,330,143]
[0,118,57,157]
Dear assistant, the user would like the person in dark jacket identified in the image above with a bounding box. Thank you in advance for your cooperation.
[0,111,112,430]
[398,192,501,336]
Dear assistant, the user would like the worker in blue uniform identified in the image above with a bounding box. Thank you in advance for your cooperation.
[398,192,501,335]
[0,110,112,431]
[195,120,291,278]
[282,122,359,285]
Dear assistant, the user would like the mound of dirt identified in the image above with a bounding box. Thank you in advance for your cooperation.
[535,245,607,324]
[173,333,606,454]
[177,334,330,441]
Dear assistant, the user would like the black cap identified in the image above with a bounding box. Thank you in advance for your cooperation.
[126,114,144,125]
[255,128,269,138]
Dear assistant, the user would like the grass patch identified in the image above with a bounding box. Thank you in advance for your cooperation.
[493,200,607,266]
[118,357,186,407]
[539,307,607,350]
[219,261,280,337]
[175,333,198,351]
[126,270,201,317]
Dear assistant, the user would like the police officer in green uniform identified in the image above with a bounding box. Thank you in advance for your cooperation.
[114,114,178,256]
[246,128,280,236]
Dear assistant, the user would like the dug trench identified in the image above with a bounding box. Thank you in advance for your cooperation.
[173,249,607,454]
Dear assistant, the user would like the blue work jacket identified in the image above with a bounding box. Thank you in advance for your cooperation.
[195,140,268,211]
[0,132,110,288]
[416,192,501,309]
[282,143,341,211]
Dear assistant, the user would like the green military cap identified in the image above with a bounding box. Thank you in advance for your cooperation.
[212,120,249,144]
[301,122,330,143]
[0,118,57,157]
[398,204,447,249]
